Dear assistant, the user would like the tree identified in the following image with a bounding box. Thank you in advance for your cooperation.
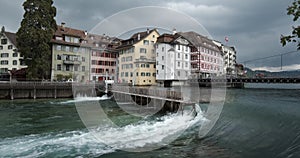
[281,0,300,50]
[16,0,57,80]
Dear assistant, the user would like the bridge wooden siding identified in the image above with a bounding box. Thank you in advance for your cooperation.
[111,86,195,104]
[0,82,104,100]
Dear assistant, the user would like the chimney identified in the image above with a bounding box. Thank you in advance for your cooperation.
[84,30,88,36]
[61,22,66,28]
[137,33,140,40]
[172,28,177,35]
[147,28,150,34]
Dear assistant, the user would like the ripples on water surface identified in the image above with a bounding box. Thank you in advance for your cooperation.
[0,88,299,158]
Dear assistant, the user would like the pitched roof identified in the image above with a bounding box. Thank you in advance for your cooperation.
[156,33,187,45]
[4,32,17,46]
[178,31,220,52]
[54,25,86,38]
[117,29,159,49]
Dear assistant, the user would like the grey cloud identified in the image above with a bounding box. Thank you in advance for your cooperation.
[0,0,299,69]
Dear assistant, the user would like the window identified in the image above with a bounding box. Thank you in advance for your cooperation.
[153,73,156,77]
[156,61,159,65]
[92,68,96,73]
[177,45,180,50]
[121,72,124,77]
[126,56,132,61]
[185,62,188,67]
[55,36,63,40]
[154,64,156,68]
[141,64,145,68]
[13,60,17,65]
[82,66,85,72]
[57,64,61,71]
[177,71,180,76]
[153,35,155,38]
[162,65,164,70]
[178,62,180,67]
[57,55,61,60]
[162,56,164,61]
[185,54,188,59]
[0,46,3,50]
[65,36,71,42]
[82,57,85,62]
[125,72,128,77]
[185,46,188,51]
[130,72,133,77]
[13,53,18,57]
[56,45,62,50]
[136,72,139,76]
[140,48,147,53]
[8,45,13,49]
[74,65,79,71]
[143,40,149,45]
[136,64,139,68]
[65,46,70,52]
[146,64,150,68]
[1,39,7,44]
[178,53,180,58]
[73,47,79,52]
[141,72,145,76]
[162,47,164,52]
[151,41,154,45]
[74,38,79,43]
[1,53,9,58]
[146,73,151,76]
[66,65,70,71]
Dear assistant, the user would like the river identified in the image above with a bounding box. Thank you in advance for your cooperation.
[0,86,299,158]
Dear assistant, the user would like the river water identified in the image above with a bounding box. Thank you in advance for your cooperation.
[0,86,299,158]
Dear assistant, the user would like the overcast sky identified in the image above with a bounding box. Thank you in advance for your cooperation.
[1,0,299,71]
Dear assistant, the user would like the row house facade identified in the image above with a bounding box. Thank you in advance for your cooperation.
[117,29,159,86]
[213,40,237,76]
[88,34,119,81]
[179,31,223,78]
[50,23,90,82]
[0,27,26,73]
[155,33,193,86]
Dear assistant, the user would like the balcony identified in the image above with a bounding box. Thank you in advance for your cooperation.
[63,60,81,65]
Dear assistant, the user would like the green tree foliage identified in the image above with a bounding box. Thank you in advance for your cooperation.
[16,0,57,80]
[281,0,300,50]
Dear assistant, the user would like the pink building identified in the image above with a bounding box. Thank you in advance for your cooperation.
[179,31,223,78]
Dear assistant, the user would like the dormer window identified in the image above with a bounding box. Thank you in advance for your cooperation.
[65,36,71,42]
[95,43,99,47]
[1,39,7,45]
[55,36,63,40]
[74,38,79,43]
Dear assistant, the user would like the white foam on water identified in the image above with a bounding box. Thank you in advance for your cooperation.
[59,94,112,104]
[0,104,207,157]
[92,105,207,151]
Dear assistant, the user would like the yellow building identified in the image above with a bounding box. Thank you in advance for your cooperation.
[117,29,159,86]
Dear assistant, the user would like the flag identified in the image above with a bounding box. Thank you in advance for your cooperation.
[225,36,229,42]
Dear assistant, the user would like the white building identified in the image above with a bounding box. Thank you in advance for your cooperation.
[0,26,26,73]
[213,40,237,75]
[179,31,223,78]
[156,33,192,86]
